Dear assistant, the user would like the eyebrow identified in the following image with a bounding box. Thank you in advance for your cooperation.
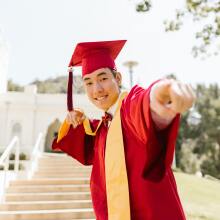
[97,72,107,77]
[83,77,91,81]
[83,72,107,81]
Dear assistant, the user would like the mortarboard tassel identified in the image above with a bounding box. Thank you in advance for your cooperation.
[67,68,73,111]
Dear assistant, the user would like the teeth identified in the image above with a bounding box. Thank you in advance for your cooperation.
[96,96,106,101]
[97,97,105,101]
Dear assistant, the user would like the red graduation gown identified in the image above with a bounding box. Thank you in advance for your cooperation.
[52,84,186,220]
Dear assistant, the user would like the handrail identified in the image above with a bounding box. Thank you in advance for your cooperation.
[0,136,19,202]
[0,136,19,165]
[32,132,43,156]
[0,133,44,201]
[27,132,43,179]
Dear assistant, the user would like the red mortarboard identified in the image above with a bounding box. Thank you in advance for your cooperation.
[67,40,127,111]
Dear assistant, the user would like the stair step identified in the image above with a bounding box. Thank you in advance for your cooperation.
[38,160,80,165]
[39,155,73,160]
[33,173,90,178]
[5,192,91,202]
[39,155,74,160]
[38,164,92,171]
[36,167,91,173]
[37,163,81,167]
[0,208,95,220]
[9,178,90,186]
[0,153,94,219]
[38,158,76,162]
[37,165,84,170]
[0,200,92,211]
[34,171,91,175]
[6,184,90,193]
[40,152,69,157]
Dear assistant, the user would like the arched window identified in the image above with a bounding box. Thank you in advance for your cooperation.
[44,119,61,152]
[11,122,22,144]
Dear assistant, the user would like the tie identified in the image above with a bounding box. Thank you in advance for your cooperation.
[102,112,113,127]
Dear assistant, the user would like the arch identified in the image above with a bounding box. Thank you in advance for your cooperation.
[10,122,22,144]
[44,118,61,152]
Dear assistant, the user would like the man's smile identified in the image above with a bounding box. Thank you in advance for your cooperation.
[95,95,108,101]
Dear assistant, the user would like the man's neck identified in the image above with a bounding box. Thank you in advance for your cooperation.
[106,92,122,116]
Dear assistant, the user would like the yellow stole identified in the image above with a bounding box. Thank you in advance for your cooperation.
[57,92,130,220]
[105,92,130,220]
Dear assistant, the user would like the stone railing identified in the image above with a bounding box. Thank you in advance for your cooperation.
[0,136,19,201]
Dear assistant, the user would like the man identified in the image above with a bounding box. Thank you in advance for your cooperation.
[52,40,195,220]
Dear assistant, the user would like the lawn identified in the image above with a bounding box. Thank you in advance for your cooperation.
[175,172,220,220]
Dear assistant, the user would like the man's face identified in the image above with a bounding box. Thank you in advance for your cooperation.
[83,68,122,111]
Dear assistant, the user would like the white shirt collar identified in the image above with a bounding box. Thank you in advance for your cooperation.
[105,92,122,117]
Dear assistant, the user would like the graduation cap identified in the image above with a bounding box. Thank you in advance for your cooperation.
[67,40,127,111]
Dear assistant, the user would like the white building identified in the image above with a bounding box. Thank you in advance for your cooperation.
[0,85,102,155]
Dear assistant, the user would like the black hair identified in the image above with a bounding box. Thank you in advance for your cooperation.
[109,68,117,78]
[109,68,122,89]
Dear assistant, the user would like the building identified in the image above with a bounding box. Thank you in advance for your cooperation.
[0,85,102,155]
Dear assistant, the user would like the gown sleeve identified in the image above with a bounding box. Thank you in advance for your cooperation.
[121,83,180,181]
[51,120,98,165]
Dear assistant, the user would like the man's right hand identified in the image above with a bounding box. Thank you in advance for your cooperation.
[66,109,86,128]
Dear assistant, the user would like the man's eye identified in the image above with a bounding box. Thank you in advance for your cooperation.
[101,77,108,81]
[86,82,93,86]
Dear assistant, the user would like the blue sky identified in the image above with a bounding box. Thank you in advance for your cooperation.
[0,0,220,89]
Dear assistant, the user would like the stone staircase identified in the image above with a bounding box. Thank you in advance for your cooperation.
[0,153,95,220]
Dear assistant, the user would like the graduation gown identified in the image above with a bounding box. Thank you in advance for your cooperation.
[52,85,186,220]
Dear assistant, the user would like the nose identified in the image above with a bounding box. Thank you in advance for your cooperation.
[94,82,104,94]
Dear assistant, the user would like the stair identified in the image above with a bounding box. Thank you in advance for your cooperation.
[0,153,95,220]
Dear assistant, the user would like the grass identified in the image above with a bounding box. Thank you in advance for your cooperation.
[175,172,220,220]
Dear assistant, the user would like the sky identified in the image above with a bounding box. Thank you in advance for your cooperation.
[0,0,220,89]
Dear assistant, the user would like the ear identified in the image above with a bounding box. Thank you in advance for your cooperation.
[115,72,122,86]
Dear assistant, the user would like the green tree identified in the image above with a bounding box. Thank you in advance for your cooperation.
[31,75,85,94]
[7,79,24,92]
[136,0,220,58]
[176,83,220,178]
